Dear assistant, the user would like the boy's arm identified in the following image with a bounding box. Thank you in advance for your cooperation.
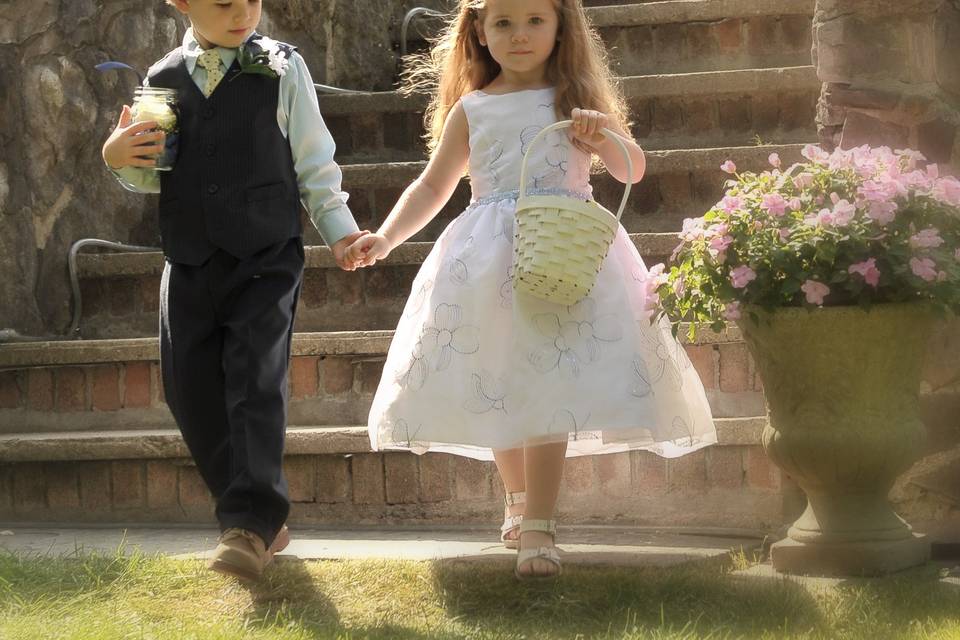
[281,52,359,248]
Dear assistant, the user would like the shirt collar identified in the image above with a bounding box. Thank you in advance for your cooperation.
[182,27,243,74]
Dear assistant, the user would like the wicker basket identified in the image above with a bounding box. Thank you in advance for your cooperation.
[513,120,633,305]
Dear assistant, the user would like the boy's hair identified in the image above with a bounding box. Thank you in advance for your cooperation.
[403,0,629,151]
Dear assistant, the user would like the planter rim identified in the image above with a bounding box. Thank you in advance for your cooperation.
[739,301,934,321]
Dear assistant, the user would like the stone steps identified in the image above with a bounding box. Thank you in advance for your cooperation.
[73,233,681,339]
[0,326,767,436]
[398,0,814,76]
[321,66,818,163]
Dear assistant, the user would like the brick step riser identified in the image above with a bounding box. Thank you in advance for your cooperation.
[400,15,812,77]
[75,252,674,339]
[0,447,796,531]
[325,89,816,165]
[0,342,766,433]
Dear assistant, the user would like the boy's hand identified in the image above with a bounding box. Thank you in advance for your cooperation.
[570,108,609,148]
[102,105,166,169]
[345,233,392,268]
[331,230,371,271]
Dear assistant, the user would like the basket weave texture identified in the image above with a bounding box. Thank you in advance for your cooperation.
[512,121,633,305]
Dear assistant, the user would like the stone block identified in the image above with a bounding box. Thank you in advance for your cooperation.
[316,455,351,503]
[111,461,145,510]
[55,367,86,412]
[123,362,152,409]
[322,357,355,394]
[419,453,452,503]
[351,453,385,504]
[146,461,178,508]
[384,452,419,504]
[91,364,121,412]
[290,356,320,400]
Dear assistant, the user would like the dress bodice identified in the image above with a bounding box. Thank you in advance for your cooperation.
[460,88,593,201]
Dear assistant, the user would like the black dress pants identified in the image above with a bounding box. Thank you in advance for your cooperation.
[159,237,304,546]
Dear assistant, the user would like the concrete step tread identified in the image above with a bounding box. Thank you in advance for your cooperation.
[317,66,819,115]
[340,143,806,186]
[587,0,813,26]
[0,325,743,368]
[0,418,766,462]
[0,526,762,565]
[76,233,684,279]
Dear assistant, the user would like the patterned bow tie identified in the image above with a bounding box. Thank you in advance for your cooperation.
[197,49,224,97]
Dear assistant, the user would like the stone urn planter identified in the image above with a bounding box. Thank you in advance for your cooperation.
[739,302,933,576]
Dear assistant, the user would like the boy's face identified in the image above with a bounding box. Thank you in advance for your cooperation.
[171,0,262,49]
[476,0,559,78]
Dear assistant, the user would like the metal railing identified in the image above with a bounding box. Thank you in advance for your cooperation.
[68,239,160,339]
[400,7,447,59]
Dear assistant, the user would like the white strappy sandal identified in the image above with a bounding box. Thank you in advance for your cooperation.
[500,491,525,549]
[514,519,562,580]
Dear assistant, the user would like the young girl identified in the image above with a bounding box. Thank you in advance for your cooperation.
[346,0,716,579]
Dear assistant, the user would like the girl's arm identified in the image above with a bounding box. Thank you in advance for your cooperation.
[347,102,470,267]
[571,108,646,185]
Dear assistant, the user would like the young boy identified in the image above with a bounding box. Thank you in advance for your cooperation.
[102,0,366,581]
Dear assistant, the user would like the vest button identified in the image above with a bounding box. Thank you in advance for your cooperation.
[202,106,215,119]
[207,184,219,195]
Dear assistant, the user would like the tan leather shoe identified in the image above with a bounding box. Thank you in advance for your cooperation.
[265,524,290,564]
[208,528,269,582]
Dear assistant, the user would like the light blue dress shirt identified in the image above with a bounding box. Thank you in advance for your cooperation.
[111,28,359,248]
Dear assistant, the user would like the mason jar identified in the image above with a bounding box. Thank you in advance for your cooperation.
[131,87,179,171]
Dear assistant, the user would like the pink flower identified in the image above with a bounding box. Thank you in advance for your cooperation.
[647,263,669,287]
[793,173,814,190]
[722,301,742,321]
[895,148,926,170]
[679,217,706,242]
[909,227,944,249]
[779,228,792,242]
[927,164,940,180]
[761,193,788,217]
[720,195,743,213]
[848,258,881,288]
[730,265,757,289]
[805,208,835,227]
[721,160,737,174]
[910,257,938,282]
[801,144,830,164]
[866,200,897,225]
[801,280,830,305]
[858,179,898,202]
[768,153,781,168]
[831,199,857,226]
[787,197,802,211]
[932,177,960,207]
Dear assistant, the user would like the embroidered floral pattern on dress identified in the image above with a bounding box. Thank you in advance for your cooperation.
[421,304,480,371]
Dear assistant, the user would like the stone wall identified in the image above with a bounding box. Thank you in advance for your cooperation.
[813,0,960,165]
[0,0,432,338]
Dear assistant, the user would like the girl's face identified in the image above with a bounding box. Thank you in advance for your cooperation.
[476,0,560,80]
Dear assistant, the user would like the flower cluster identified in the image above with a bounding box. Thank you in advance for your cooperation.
[651,145,960,337]
[238,36,292,79]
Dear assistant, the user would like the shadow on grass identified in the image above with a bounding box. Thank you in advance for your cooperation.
[426,552,960,639]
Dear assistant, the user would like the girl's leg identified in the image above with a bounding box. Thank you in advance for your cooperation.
[493,448,526,543]
[518,440,567,577]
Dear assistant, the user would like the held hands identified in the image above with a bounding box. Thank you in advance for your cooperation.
[569,108,609,149]
[331,230,372,271]
[102,105,166,169]
[344,232,392,269]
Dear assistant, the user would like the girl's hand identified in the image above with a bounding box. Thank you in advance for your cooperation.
[570,108,609,148]
[102,105,166,169]
[346,233,392,268]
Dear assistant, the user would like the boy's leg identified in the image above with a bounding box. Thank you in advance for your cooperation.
[214,237,304,548]
[160,260,233,499]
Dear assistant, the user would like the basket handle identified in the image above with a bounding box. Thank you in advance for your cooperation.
[518,119,633,221]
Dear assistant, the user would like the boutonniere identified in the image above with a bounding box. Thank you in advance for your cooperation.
[238,35,294,79]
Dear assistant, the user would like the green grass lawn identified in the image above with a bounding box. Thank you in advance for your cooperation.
[1,547,959,640]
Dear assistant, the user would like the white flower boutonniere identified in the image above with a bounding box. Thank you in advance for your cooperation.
[238,35,295,79]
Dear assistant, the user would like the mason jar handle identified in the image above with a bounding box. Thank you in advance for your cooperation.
[518,119,634,221]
